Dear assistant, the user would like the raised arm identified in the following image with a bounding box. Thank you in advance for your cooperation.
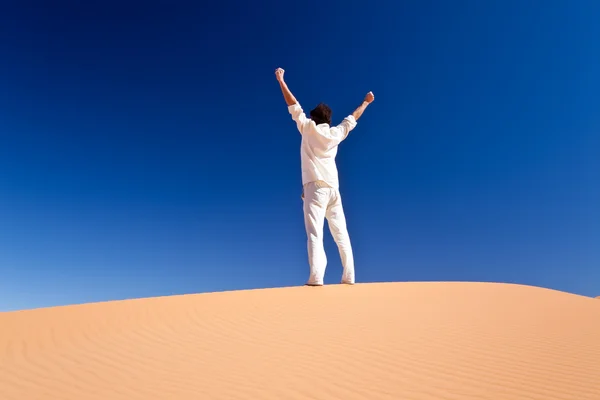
[276,67,310,134]
[333,92,376,142]
[275,68,298,106]
[351,91,375,121]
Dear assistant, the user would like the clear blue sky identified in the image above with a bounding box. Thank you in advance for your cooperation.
[1,1,599,311]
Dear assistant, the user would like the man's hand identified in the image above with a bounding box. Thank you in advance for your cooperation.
[275,67,298,106]
[352,92,374,121]
[275,67,285,82]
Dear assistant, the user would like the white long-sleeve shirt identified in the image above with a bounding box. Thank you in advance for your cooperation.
[288,103,357,189]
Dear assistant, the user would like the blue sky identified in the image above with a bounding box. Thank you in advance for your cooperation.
[1,1,599,311]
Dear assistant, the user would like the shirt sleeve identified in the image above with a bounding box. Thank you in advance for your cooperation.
[288,103,310,134]
[333,115,357,142]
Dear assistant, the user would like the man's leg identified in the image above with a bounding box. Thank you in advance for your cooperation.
[303,182,329,285]
[326,190,355,284]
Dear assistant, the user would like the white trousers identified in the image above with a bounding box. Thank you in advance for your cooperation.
[302,181,355,285]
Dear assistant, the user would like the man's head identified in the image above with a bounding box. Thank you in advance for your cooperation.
[310,103,332,125]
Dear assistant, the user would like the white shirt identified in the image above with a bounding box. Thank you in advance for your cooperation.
[288,103,357,189]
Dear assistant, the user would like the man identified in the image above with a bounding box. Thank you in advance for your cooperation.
[275,67,374,286]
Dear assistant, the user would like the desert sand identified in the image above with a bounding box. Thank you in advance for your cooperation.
[1,282,599,400]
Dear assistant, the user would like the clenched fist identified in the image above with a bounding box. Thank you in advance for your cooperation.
[275,68,285,82]
[364,91,375,103]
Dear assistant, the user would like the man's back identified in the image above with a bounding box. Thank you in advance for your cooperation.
[288,103,357,189]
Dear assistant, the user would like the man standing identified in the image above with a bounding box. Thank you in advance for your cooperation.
[275,67,374,286]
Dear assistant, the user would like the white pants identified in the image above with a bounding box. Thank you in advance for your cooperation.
[302,181,355,285]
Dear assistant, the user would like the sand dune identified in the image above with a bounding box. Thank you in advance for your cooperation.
[1,282,599,400]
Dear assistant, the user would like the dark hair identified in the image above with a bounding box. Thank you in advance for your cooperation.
[309,103,332,125]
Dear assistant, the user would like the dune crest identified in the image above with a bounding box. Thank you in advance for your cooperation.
[1,282,600,399]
